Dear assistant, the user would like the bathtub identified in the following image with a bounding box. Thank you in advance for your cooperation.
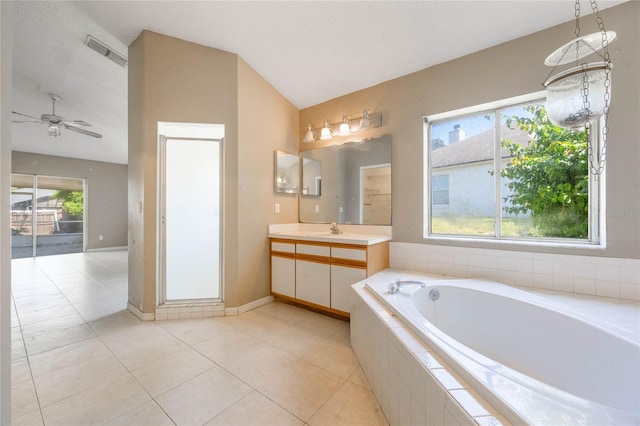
[362,273,640,425]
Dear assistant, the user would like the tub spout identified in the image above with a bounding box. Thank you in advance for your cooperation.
[388,279,426,294]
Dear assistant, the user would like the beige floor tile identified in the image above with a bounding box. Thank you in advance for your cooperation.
[41,373,151,425]
[88,309,144,336]
[28,337,111,378]
[155,366,252,425]
[11,358,33,386]
[308,381,388,426]
[221,341,344,421]
[194,327,263,365]
[11,408,44,426]
[159,317,234,346]
[24,322,96,356]
[16,304,79,326]
[20,312,87,340]
[205,390,304,426]
[11,379,40,421]
[101,325,189,371]
[347,366,372,390]
[301,335,359,379]
[34,352,129,407]
[106,400,174,426]
[131,347,216,397]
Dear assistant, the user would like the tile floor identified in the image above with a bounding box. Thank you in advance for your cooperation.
[10,250,388,426]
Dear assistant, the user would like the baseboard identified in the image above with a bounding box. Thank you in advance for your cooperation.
[224,295,274,316]
[127,302,155,321]
[87,246,128,253]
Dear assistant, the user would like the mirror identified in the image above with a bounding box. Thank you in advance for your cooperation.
[274,150,299,194]
[299,135,391,225]
[301,157,322,196]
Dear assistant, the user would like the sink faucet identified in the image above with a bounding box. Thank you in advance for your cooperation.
[388,278,426,294]
[329,222,342,234]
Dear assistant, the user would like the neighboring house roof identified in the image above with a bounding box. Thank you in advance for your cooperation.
[431,125,532,168]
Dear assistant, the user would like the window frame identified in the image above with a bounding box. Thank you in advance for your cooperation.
[423,91,603,247]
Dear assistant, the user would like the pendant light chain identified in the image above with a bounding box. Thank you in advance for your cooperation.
[577,0,611,177]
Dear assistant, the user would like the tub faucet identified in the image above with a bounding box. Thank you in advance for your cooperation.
[329,222,342,234]
[388,279,426,294]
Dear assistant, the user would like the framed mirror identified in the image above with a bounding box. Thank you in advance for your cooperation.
[301,157,322,196]
[299,135,391,225]
[274,150,299,194]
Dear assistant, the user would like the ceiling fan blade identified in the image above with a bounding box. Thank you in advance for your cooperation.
[12,110,42,121]
[63,120,91,127]
[12,120,44,124]
[63,124,103,139]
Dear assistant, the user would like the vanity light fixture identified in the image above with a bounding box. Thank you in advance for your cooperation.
[320,120,333,140]
[542,0,614,176]
[302,109,382,143]
[303,124,315,143]
[338,115,351,136]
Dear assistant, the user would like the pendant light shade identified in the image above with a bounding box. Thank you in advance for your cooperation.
[544,62,612,130]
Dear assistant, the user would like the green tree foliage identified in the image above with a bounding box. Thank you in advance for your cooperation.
[51,190,84,219]
[501,105,588,238]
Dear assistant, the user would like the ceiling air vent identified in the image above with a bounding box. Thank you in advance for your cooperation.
[84,34,128,67]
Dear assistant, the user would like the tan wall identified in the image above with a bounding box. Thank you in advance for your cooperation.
[11,152,127,250]
[236,58,299,306]
[128,31,298,313]
[300,2,640,259]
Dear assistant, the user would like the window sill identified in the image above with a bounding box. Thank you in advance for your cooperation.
[423,234,606,251]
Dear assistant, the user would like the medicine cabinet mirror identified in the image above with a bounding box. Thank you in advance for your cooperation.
[299,135,391,225]
[301,157,322,196]
[274,150,299,194]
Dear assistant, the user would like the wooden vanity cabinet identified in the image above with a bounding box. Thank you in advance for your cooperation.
[270,238,389,318]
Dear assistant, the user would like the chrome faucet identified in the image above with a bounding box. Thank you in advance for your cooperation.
[388,278,426,294]
[329,222,342,234]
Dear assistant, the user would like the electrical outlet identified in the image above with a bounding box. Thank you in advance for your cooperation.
[275,203,280,213]
[99,235,104,241]
[315,204,320,213]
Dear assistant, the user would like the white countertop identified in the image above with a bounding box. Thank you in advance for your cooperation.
[268,223,392,246]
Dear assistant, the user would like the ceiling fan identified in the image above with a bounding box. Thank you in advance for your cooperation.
[12,94,103,139]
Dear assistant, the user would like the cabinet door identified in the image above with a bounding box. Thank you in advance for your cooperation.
[331,265,366,313]
[271,256,295,298]
[296,260,330,307]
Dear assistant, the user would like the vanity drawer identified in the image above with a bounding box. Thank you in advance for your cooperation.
[331,247,366,262]
[271,241,295,254]
[296,243,330,257]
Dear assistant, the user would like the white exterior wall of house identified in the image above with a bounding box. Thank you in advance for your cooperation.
[432,159,522,218]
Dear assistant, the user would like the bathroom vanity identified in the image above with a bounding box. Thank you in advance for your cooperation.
[268,224,391,318]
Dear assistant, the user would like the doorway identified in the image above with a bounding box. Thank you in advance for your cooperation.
[360,164,391,225]
[158,131,223,304]
[10,174,85,259]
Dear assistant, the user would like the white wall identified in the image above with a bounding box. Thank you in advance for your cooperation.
[0,2,12,422]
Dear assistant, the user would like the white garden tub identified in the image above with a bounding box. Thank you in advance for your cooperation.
[365,275,640,425]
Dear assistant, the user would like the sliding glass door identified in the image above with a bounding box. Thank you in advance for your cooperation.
[10,174,85,258]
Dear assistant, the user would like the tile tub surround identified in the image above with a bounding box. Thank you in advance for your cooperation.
[350,283,509,426]
[389,242,640,301]
[351,272,639,426]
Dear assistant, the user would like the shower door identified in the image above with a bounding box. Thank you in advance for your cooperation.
[159,136,222,303]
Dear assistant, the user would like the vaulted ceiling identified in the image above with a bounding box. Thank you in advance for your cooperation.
[11,1,627,165]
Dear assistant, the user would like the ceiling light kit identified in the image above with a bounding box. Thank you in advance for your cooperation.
[542,0,614,175]
[303,109,382,143]
[11,93,103,139]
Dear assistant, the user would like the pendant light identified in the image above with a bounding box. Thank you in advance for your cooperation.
[542,0,614,175]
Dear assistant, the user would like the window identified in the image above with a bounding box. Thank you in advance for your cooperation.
[424,93,601,244]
